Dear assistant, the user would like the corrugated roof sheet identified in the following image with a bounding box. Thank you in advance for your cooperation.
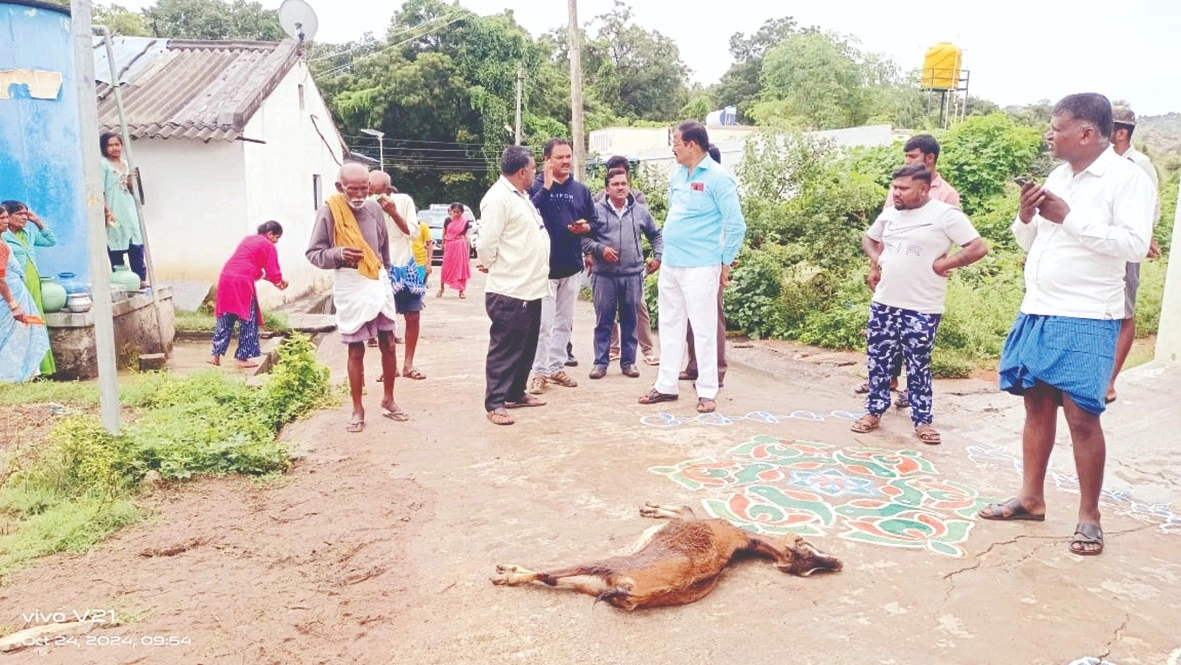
[93,36,300,142]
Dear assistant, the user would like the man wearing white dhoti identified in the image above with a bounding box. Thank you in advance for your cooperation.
[307,163,406,432]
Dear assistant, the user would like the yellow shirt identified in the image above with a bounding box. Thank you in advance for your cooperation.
[412,222,431,267]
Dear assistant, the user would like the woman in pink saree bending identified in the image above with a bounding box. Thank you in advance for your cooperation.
[437,202,472,299]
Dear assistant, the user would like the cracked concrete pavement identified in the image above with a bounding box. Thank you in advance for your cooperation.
[9,270,1176,664]
[290,271,1180,665]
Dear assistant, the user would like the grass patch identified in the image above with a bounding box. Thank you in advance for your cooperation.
[175,309,291,334]
[0,333,330,579]
[0,374,172,409]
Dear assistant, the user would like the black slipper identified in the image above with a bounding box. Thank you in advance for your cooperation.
[1070,522,1104,556]
[978,498,1046,521]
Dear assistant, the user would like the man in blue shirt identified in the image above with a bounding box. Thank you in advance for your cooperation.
[526,138,597,395]
[639,121,746,413]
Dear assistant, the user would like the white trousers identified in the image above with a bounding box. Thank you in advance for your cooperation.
[655,265,722,399]
[532,274,580,375]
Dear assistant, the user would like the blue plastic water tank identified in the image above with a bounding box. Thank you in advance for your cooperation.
[0,0,90,283]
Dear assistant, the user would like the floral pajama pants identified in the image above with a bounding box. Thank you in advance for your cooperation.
[211,300,261,362]
[865,302,941,426]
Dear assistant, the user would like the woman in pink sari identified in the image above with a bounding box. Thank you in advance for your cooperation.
[437,202,472,299]
[209,221,288,367]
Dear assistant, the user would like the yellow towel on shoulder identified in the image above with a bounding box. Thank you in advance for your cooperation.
[328,193,382,280]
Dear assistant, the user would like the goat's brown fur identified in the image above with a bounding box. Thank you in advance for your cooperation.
[490,502,842,610]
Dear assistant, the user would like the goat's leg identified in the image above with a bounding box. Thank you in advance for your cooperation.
[746,536,791,565]
[639,502,697,521]
[491,563,616,598]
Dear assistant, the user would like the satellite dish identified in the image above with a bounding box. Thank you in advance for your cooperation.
[278,0,318,43]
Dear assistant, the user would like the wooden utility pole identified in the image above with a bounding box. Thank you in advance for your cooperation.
[566,0,585,180]
[514,61,524,145]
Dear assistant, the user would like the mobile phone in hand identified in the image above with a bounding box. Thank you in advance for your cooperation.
[1014,176,1033,187]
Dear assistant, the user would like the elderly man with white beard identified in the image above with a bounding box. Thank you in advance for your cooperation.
[307,162,406,433]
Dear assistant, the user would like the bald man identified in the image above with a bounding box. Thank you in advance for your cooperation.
[307,163,406,432]
[369,171,428,381]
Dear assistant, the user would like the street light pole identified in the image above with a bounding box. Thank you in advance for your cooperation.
[361,128,384,170]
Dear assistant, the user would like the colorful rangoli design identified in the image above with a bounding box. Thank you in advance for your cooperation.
[650,435,996,558]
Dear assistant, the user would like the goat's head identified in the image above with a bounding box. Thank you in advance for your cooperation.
[775,537,843,577]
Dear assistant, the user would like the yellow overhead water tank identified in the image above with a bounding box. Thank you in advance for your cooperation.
[922,42,962,90]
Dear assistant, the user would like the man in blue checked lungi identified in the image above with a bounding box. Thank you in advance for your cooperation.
[978,93,1156,557]
[850,163,989,445]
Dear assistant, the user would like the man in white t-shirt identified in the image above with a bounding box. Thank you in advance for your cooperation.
[851,164,990,445]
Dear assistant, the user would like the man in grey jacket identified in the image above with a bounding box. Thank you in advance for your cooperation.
[582,167,662,379]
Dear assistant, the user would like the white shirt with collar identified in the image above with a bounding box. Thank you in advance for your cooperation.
[477,176,551,301]
[1011,146,1156,320]
[1121,144,1160,224]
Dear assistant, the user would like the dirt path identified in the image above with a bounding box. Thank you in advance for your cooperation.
[1,272,1178,664]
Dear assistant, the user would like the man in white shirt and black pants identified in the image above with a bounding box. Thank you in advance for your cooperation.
[851,164,989,445]
[980,94,1156,557]
[477,146,552,426]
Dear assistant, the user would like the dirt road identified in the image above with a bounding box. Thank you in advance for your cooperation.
[1,271,1178,664]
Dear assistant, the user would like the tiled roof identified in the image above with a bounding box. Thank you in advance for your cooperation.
[93,37,300,141]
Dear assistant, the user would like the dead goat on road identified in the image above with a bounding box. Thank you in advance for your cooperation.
[490,502,842,610]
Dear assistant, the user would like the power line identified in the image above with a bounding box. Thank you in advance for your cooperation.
[321,14,467,77]
[307,11,467,64]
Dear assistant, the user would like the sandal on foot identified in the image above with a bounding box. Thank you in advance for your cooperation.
[1070,522,1104,556]
[346,420,365,433]
[505,396,546,409]
[643,354,659,366]
[896,392,910,409]
[639,389,678,405]
[678,371,698,382]
[849,415,880,434]
[978,498,1045,521]
[382,408,410,422]
[402,368,426,380]
[915,424,941,445]
[696,398,716,414]
[459,291,466,299]
[487,409,515,426]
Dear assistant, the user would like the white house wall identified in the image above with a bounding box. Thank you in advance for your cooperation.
[241,59,343,309]
[131,138,248,285]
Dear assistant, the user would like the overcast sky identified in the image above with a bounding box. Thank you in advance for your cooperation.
[132,0,1181,115]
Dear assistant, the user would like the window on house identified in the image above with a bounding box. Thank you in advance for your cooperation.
[298,84,306,112]
[312,174,322,210]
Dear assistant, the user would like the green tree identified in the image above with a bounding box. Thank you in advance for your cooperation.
[757,32,866,130]
[94,3,150,36]
[937,113,1044,214]
[584,1,690,122]
[142,0,283,40]
[713,17,798,122]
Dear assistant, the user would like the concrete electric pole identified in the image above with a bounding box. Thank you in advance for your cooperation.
[514,61,524,145]
[567,0,585,180]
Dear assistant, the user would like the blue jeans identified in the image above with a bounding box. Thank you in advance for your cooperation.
[592,273,642,369]
[865,302,941,426]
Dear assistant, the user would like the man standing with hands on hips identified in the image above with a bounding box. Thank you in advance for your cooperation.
[526,138,597,396]
[639,120,746,414]
[979,93,1155,557]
